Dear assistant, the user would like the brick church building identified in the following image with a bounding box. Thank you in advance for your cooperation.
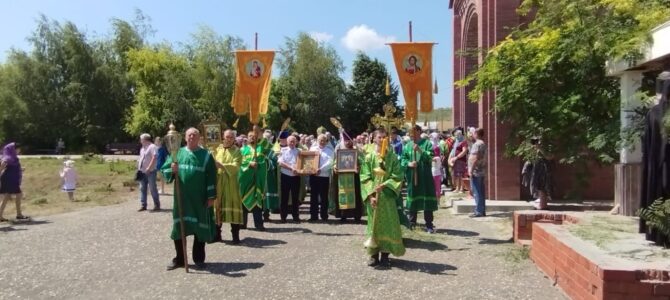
[449,0,614,200]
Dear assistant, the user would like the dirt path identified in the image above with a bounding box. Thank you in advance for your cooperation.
[0,196,566,300]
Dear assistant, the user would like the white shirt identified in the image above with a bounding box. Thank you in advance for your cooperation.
[310,145,334,177]
[278,147,300,176]
[138,143,157,171]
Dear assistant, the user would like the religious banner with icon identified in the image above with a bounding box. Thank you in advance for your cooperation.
[389,42,435,124]
[231,50,275,125]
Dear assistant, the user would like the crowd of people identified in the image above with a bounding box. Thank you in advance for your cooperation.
[131,123,489,270]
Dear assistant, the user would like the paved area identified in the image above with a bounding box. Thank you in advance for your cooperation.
[0,196,566,300]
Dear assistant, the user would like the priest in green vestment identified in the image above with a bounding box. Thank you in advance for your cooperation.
[161,127,217,270]
[401,125,437,233]
[360,128,405,269]
[214,129,243,244]
[238,127,271,230]
[332,131,363,223]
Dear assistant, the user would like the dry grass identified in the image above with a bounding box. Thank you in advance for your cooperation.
[1,157,150,218]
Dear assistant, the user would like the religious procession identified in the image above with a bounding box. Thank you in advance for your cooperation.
[148,39,488,272]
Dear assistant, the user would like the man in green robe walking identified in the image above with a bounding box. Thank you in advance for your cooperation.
[161,128,217,270]
[360,128,405,269]
[401,125,438,233]
[214,129,243,244]
[239,127,271,231]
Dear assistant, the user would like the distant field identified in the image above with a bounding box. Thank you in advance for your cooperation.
[2,156,151,218]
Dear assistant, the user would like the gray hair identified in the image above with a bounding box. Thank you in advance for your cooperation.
[185,127,200,136]
[140,133,152,142]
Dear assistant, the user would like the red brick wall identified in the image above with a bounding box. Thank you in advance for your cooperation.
[531,222,670,300]
[552,163,615,200]
[451,0,613,200]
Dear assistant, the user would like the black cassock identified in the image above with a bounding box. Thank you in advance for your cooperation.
[640,80,670,246]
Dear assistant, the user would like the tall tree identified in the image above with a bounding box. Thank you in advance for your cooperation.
[125,45,200,137]
[460,0,670,165]
[183,26,245,128]
[341,52,401,134]
[273,33,346,134]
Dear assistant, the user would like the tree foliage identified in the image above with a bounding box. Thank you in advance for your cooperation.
[341,53,402,134]
[459,0,670,165]
[271,33,346,135]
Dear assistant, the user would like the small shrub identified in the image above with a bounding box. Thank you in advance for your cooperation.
[638,198,670,248]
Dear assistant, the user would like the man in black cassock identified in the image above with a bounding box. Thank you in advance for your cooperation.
[640,73,670,247]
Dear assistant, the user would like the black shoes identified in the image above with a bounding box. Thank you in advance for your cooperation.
[193,262,207,270]
[367,254,380,267]
[376,253,391,269]
[151,207,161,212]
[166,260,184,271]
[469,213,486,218]
[137,207,147,212]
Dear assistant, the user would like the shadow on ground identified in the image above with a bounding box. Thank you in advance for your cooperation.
[241,237,287,248]
[264,227,313,234]
[199,262,264,277]
[435,228,480,237]
[7,219,52,226]
[403,238,448,251]
[0,226,27,232]
[392,258,457,275]
[479,237,513,245]
[312,232,360,237]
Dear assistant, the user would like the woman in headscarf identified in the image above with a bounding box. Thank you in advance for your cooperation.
[0,143,28,222]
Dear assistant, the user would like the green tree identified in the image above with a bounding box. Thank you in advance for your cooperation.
[183,26,245,128]
[341,52,401,134]
[460,0,670,165]
[125,46,200,137]
[273,33,346,134]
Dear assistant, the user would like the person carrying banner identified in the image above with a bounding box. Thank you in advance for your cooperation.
[401,125,438,233]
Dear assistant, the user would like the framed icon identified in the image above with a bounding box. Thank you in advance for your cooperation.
[297,151,320,175]
[336,149,358,173]
[202,122,222,148]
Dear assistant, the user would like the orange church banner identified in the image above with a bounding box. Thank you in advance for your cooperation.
[389,42,435,123]
[231,50,275,125]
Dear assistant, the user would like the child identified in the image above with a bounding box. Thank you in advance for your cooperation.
[431,146,443,201]
[60,160,77,201]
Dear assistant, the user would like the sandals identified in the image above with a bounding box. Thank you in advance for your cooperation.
[15,215,30,220]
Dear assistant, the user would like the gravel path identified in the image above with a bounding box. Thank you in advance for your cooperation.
[0,195,566,300]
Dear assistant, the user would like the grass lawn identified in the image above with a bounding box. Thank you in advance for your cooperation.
[2,156,161,218]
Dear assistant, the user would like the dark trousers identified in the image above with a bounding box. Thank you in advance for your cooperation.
[309,176,330,220]
[173,238,205,264]
[243,206,264,229]
[216,223,241,242]
[408,210,434,229]
[280,173,301,221]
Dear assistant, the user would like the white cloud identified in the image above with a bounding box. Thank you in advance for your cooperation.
[308,31,334,43]
[341,25,396,52]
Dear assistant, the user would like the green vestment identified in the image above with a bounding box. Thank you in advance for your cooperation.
[265,148,280,211]
[401,138,437,212]
[360,148,406,257]
[161,147,217,242]
[239,139,271,210]
[214,145,243,225]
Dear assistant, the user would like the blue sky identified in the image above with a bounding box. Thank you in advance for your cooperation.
[0,0,453,107]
